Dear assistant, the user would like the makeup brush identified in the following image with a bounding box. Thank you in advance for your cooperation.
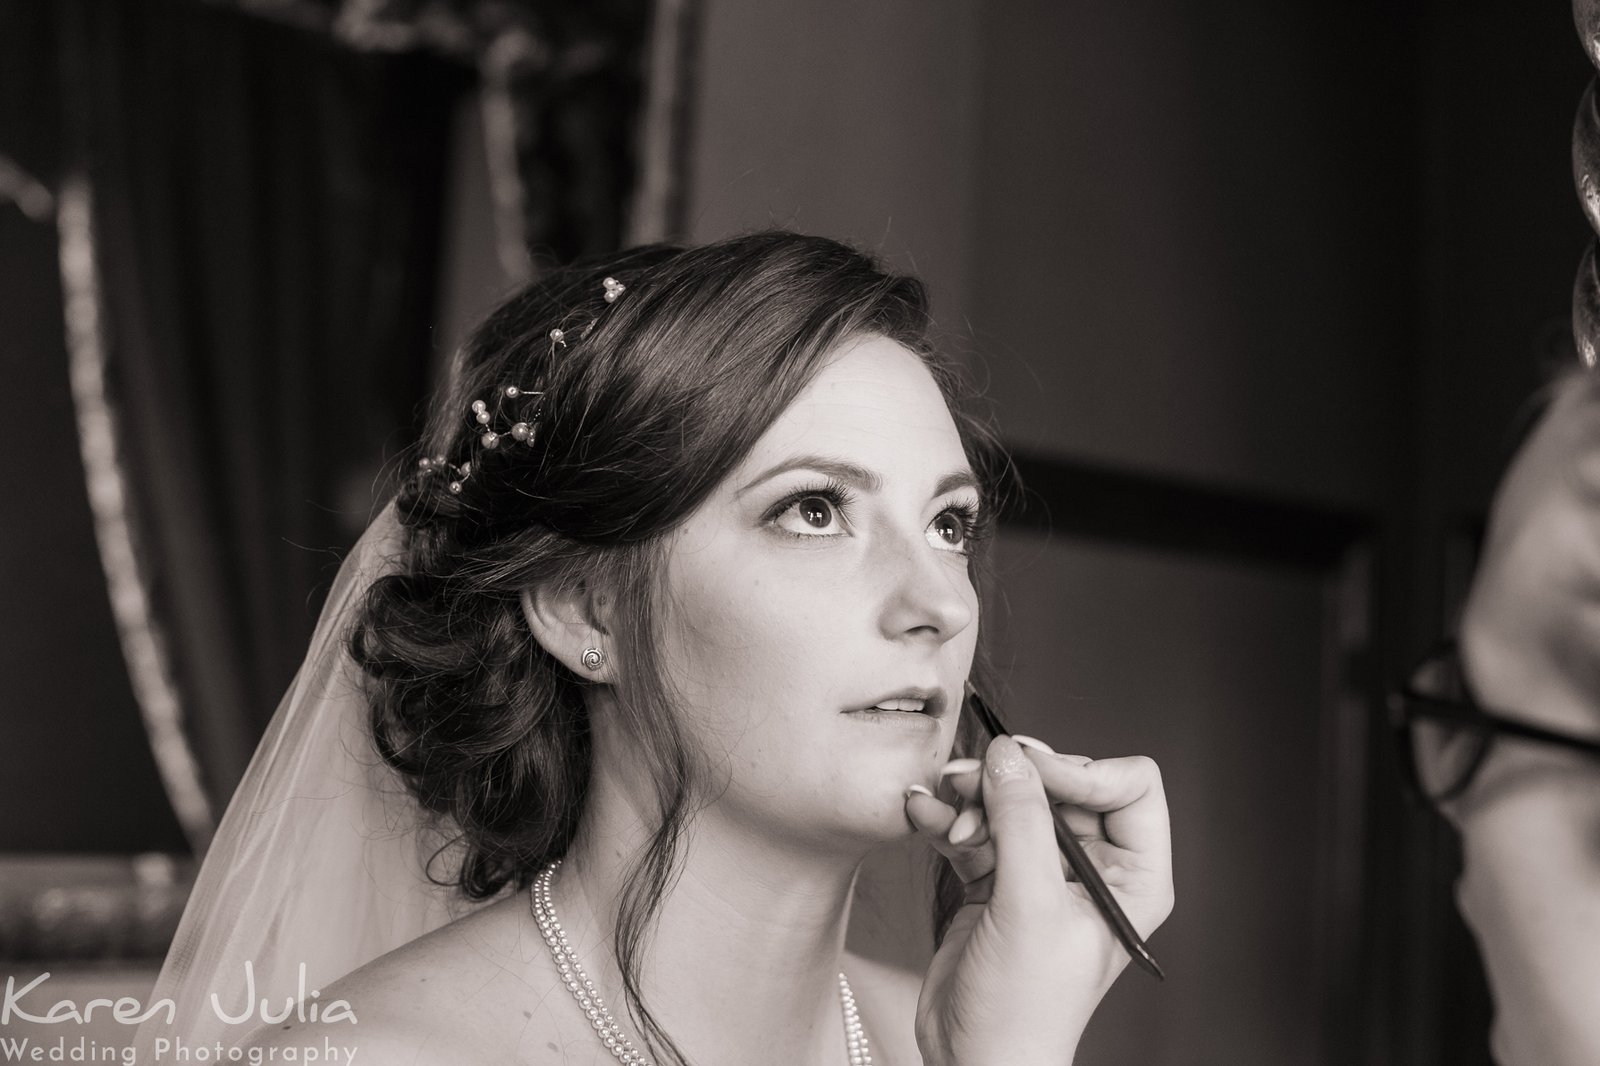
[963,679,1166,981]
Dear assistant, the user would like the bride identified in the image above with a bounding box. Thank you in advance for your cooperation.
[135,232,1173,1065]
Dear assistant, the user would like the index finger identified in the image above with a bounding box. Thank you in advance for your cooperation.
[1029,752,1171,861]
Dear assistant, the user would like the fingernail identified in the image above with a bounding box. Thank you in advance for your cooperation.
[948,806,982,845]
[938,758,983,778]
[986,735,1030,779]
[1012,734,1055,755]
[904,784,934,800]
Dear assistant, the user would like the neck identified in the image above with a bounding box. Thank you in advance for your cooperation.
[547,721,871,1066]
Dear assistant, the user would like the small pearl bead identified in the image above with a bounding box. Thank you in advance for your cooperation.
[476,410,491,424]
[511,421,531,441]
[481,432,499,448]
[504,385,520,398]
[471,400,487,413]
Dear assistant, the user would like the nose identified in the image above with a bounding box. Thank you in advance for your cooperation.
[874,524,976,642]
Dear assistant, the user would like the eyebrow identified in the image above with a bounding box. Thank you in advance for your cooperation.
[736,453,980,501]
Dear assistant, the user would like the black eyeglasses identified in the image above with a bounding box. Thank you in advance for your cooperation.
[1387,639,1600,805]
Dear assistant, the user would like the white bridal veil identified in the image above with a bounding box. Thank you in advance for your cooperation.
[132,501,495,1052]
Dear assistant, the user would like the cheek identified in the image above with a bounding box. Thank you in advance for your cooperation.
[661,553,845,727]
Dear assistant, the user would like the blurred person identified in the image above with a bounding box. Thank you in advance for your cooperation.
[1395,367,1600,1065]
[127,232,1173,1065]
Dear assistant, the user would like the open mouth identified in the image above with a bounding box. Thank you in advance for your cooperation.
[843,688,946,719]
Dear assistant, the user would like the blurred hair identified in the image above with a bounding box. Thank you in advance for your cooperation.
[347,230,1017,1064]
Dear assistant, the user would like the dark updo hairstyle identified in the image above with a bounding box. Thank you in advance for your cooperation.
[348,230,1016,1065]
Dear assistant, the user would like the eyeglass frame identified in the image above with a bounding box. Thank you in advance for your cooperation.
[1387,638,1600,806]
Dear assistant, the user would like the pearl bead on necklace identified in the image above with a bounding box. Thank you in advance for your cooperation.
[530,859,873,1065]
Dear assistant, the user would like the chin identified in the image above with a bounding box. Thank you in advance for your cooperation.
[843,779,938,841]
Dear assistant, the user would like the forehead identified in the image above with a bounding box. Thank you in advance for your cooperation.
[734,334,967,479]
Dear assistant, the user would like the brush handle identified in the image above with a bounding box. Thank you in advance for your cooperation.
[1050,804,1166,981]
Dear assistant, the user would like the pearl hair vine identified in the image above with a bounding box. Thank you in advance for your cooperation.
[417,276,627,496]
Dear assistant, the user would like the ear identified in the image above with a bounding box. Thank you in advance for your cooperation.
[519,579,615,681]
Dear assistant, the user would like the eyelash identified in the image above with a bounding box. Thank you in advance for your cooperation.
[765,477,994,554]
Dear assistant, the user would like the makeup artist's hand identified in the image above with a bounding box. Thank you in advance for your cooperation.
[904,734,1173,1066]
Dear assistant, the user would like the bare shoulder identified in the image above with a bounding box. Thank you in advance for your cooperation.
[239,896,600,1065]
[843,948,925,1065]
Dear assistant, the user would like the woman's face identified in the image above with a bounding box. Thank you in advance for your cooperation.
[656,334,981,851]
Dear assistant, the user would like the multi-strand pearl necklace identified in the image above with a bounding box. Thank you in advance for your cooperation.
[530,859,873,1065]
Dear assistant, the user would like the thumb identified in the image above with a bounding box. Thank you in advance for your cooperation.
[979,734,1065,915]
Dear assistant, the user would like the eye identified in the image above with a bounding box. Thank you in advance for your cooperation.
[930,509,966,549]
[929,501,992,555]
[767,478,855,540]
[766,481,993,555]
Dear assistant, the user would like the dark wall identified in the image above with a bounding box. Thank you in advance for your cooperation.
[1412,0,1592,599]
[969,0,1419,508]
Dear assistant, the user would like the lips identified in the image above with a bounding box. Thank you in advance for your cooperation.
[847,686,947,719]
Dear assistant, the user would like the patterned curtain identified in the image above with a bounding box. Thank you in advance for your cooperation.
[0,0,672,860]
